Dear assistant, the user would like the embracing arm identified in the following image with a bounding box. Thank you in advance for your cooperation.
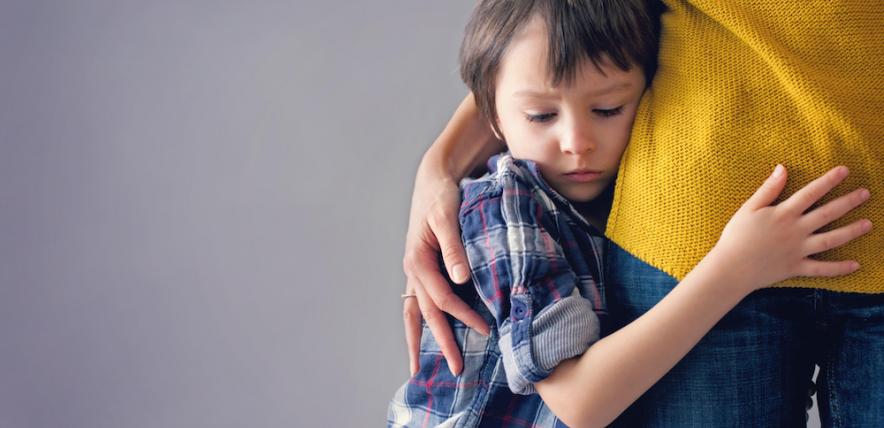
[535,165,872,427]
[535,252,748,427]
[421,92,505,180]
[403,93,504,375]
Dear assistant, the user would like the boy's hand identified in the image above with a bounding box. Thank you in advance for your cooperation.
[402,159,491,376]
[711,165,872,292]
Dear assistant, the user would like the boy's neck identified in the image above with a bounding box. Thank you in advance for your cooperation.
[570,184,614,233]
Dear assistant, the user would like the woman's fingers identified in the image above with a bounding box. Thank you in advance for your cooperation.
[407,243,489,336]
[414,281,463,376]
[402,221,489,376]
[795,259,861,278]
[418,255,490,336]
[780,166,849,215]
[802,187,870,232]
[427,202,471,284]
[403,278,423,376]
[804,218,873,256]
[742,164,788,211]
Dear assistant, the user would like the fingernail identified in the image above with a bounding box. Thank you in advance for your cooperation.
[772,164,784,177]
[452,264,469,283]
[838,166,849,177]
[860,188,870,200]
[862,219,873,231]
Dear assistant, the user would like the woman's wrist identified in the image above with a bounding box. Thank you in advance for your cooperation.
[426,93,503,181]
[418,145,459,186]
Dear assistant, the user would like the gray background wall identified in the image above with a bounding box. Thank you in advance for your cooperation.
[0,1,820,427]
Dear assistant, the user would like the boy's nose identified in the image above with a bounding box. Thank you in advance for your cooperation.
[560,122,596,155]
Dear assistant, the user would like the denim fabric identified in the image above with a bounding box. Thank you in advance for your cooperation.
[605,241,884,427]
[814,289,884,427]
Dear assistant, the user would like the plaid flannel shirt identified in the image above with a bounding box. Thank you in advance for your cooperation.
[389,154,607,427]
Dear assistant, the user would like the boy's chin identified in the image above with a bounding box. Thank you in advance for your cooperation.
[560,187,603,203]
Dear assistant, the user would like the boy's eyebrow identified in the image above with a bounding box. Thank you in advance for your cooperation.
[512,89,559,99]
[588,82,633,96]
[512,82,633,99]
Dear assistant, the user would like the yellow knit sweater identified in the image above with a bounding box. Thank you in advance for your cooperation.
[606,1,883,292]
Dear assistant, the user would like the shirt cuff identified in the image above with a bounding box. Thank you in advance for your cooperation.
[498,295,600,395]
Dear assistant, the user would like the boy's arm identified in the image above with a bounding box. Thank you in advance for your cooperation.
[535,165,872,427]
[403,92,504,375]
[535,252,747,427]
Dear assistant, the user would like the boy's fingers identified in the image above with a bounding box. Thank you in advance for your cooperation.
[796,259,860,278]
[743,164,788,210]
[802,188,870,232]
[781,166,849,215]
[414,283,463,376]
[427,206,471,284]
[804,219,872,256]
[403,278,423,376]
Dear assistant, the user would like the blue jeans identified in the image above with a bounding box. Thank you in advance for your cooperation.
[604,241,884,427]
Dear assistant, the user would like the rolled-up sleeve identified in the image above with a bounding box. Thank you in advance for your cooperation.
[460,171,600,395]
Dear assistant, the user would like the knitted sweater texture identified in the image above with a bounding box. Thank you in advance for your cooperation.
[606,0,883,292]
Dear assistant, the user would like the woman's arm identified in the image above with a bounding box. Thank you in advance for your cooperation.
[536,165,872,427]
[421,92,505,180]
[403,93,504,375]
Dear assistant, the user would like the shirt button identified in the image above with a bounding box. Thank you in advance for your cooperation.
[512,302,527,320]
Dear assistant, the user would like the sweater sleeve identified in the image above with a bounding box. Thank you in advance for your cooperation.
[460,171,600,395]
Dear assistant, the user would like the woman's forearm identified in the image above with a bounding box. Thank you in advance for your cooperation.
[535,255,752,427]
[422,92,504,180]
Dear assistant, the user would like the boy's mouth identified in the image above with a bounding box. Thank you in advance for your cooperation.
[563,169,603,183]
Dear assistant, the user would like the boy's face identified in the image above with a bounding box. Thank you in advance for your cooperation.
[494,16,646,203]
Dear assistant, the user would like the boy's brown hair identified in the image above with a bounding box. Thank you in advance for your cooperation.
[459,0,660,139]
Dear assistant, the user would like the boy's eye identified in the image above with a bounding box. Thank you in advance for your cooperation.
[593,106,624,118]
[525,112,556,123]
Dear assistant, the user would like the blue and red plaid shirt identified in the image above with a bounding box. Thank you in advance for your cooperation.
[389,154,607,427]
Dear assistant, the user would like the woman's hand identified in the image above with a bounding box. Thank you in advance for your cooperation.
[402,154,491,376]
[710,165,872,293]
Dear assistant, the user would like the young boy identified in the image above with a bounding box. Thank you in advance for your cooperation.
[389,1,871,426]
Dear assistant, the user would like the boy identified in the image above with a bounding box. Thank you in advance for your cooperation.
[389,1,870,426]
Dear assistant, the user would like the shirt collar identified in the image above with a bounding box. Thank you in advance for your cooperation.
[488,152,603,235]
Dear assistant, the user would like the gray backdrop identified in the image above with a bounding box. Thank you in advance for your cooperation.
[0,1,820,427]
